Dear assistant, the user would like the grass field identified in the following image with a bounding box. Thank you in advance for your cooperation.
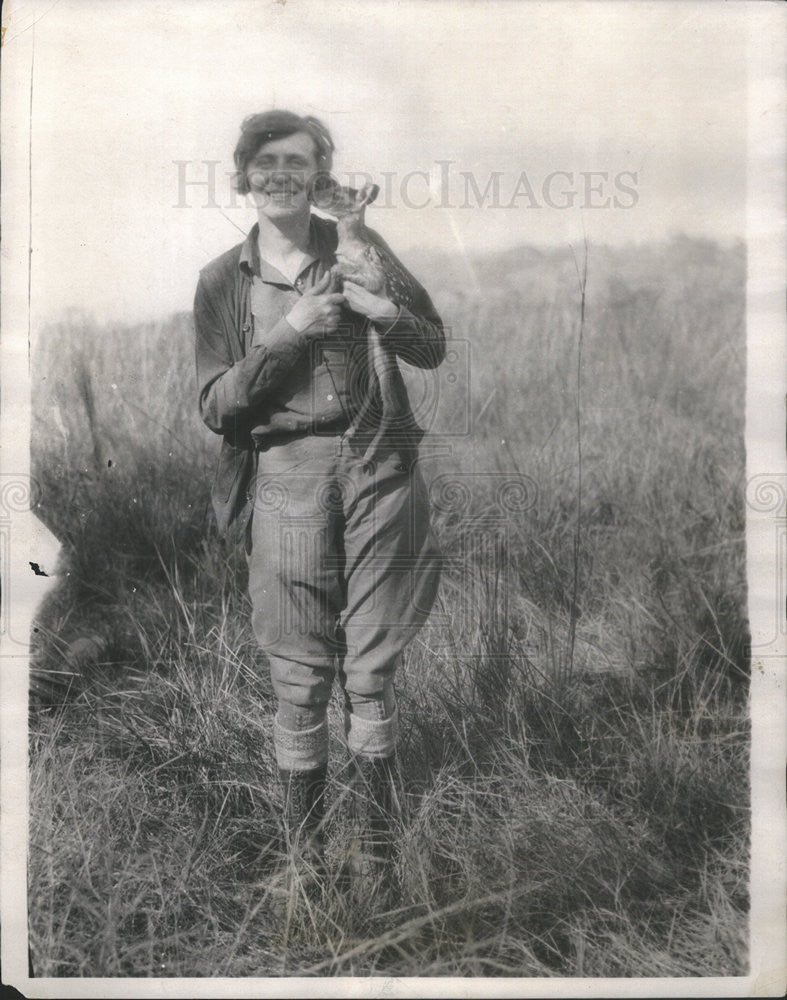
[27,233,749,977]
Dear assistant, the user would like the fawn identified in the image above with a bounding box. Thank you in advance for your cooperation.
[311,177,417,462]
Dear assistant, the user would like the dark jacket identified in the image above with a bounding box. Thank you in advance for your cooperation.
[193,214,445,539]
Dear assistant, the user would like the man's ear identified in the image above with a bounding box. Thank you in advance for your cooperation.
[357,182,381,209]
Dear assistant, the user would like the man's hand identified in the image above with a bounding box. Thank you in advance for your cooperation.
[342,281,399,322]
[287,270,346,337]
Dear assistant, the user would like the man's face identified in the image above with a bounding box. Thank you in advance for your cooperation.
[245,131,320,219]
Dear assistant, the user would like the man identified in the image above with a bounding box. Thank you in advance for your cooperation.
[193,110,444,892]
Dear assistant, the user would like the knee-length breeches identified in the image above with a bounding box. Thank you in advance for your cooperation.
[246,433,442,711]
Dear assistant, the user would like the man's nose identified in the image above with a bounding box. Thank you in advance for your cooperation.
[278,168,306,188]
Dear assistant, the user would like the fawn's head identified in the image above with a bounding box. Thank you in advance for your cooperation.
[309,176,380,225]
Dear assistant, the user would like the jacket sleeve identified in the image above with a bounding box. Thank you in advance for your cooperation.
[194,270,307,436]
[364,229,446,370]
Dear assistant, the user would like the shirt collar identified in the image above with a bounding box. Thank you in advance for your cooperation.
[238,214,336,281]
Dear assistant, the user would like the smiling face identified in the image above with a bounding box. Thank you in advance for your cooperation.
[244,131,320,219]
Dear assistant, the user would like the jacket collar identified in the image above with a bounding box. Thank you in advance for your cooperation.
[238,214,337,280]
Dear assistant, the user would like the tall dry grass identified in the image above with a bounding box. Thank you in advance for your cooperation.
[28,235,748,977]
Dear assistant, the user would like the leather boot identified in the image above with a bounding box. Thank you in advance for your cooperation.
[278,764,328,875]
[344,754,398,905]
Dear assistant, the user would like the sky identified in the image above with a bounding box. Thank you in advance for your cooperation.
[9,0,751,323]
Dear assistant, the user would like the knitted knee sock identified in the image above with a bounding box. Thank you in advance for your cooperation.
[344,708,399,758]
[273,715,329,771]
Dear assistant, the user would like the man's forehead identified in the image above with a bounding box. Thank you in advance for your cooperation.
[251,131,318,159]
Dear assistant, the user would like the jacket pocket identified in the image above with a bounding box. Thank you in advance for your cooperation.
[210,440,255,539]
[212,441,251,503]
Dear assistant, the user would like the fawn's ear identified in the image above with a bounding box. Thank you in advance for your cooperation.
[357,183,380,209]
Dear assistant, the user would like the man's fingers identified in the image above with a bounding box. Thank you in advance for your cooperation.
[325,293,346,304]
[325,306,343,326]
[309,271,332,295]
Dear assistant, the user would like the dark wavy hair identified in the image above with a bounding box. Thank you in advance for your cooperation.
[233,110,335,195]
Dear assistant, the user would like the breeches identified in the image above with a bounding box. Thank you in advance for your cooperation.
[246,433,442,726]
